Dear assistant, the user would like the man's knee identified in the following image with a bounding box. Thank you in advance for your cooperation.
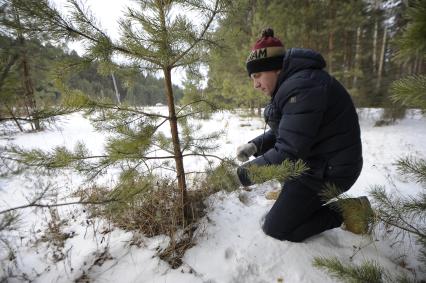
[262,219,304,243]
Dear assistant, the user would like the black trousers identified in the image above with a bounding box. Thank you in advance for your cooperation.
[262,174,360,242]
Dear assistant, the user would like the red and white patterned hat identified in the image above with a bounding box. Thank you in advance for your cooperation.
[246,28,286,76]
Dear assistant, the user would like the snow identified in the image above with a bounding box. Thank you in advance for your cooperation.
[0,107,425,282]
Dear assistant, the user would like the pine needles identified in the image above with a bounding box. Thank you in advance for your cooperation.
[313,257,386,283]
[390,75,426,109]
[246,159,308,184]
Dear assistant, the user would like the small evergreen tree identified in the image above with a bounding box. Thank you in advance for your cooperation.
[3,0,230,225]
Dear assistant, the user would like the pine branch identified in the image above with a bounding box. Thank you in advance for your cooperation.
[313,257,386,283]
[390,75,426,109]
[68,0,109,40]
[0,199,114,214]
[170,0,220,67]
[375,213,425,239]
[181,140,220,154]
[395,156,426,184]
[2,145,105,169]
[9,0,157,64]
[177,109,213,119]
[0,182,149,215]
[61,92,171,119]
[0,52,18,88]
[102,104,170,119]
[394,1,426,60]
[0,107,80,123]
[400,193,426,213]
[369,186,425,239]
[9,0,97,42]
[318,183,350,203]
[182,153,231,163]
[247,159,308,184]
[0,144,184,179]
[176,99,219,115]
[118,12,162,65]
[172,54,204,68]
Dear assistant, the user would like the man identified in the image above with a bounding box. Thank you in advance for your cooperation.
[236,28,367,242]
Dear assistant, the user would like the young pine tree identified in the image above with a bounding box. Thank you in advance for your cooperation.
[4,0,230,225]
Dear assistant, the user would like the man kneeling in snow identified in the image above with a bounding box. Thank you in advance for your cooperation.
[236,28,367,242]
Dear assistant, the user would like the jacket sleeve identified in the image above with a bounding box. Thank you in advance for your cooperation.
[250,86,328,167]
[249,129,276,157]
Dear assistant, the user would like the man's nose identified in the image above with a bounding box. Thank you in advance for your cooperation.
[253,80,260,89]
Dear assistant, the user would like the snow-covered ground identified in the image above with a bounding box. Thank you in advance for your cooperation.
[0,107,425,282]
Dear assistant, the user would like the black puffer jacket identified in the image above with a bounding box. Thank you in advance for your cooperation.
[245,48,362,187]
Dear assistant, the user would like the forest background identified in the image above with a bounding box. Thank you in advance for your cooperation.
[1,0,424,120]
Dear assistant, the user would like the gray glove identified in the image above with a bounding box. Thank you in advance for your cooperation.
[236,143,257,162]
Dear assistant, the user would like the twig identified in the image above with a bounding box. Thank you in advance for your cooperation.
[0,199,118,214]
[0,184,149,215]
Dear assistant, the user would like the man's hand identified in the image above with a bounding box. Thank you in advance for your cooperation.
[236,143,257,162]
[237,165,253,187]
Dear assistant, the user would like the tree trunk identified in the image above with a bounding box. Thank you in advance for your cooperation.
[15,8,40,131]
[163,67,189,225]
[111,72,121,104]
[376,28,387,91]
[328,30,334,74]
[343,31,349,85]
[5,104,24,132]
[372,20,378,72]
[20,40,40,131]
[372,0,380,72]
[346,31,352,72]
[328,0,334,74]
[352,26,362,89]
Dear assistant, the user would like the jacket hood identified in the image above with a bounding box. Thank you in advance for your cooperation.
[270,48,326,99]
[277,48,326,84]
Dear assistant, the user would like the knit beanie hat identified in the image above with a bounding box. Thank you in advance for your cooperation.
[246,28,285,77]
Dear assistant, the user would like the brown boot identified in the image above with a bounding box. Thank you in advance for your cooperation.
[265,190,280,200]
[340,196,375,235]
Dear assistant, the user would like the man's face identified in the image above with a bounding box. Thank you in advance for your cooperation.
[251,70,280,97]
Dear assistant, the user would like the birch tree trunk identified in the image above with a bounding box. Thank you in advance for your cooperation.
[372,0,380,72]
[372,21,378,71]
[376,28,387,91]
[352,27,362,89]
[111,72,121,105]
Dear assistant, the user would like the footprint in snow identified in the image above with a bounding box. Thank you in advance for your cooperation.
[225,247,235,259]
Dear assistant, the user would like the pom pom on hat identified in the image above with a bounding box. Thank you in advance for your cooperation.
[246,28,285,76]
